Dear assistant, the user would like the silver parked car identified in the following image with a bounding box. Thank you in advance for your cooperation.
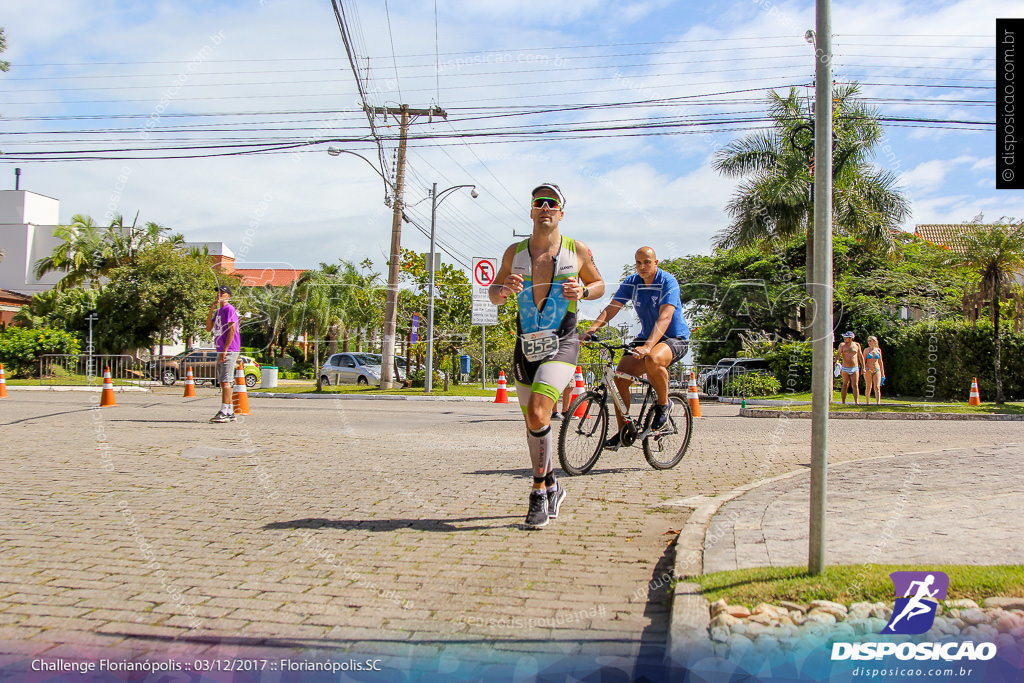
[318,352,407,386]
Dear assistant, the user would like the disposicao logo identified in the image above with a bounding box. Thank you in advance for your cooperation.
[831,570,997,662]
[884,571,948,635]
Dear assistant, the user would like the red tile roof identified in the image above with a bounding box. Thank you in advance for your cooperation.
[232,268,306,287]
[913,224,988,255]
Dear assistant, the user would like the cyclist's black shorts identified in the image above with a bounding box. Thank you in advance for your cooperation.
[634,336,688,365]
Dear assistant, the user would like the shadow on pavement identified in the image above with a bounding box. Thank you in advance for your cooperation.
[264,516,519,533]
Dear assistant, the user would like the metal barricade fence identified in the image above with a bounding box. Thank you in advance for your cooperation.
[39,355,147,387]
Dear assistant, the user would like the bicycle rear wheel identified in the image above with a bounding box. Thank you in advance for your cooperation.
[642,390,693,469]
[558,390,609,476]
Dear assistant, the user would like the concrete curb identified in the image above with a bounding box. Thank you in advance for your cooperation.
[740,407,1024,421]
[251,392,519,403]
[665,450,947,666]
[2,385,151,392]
[666,467,809,664]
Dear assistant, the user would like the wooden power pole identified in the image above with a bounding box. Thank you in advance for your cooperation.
[365,104,446,388]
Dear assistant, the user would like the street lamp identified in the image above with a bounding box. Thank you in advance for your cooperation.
[426,182,478,392]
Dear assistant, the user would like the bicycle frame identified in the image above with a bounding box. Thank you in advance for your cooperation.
[595,345,654,428]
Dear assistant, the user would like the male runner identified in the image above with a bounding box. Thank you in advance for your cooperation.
[489,183,605,529]
[582,247,689,448]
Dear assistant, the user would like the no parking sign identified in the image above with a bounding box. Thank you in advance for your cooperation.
[471,257,498,325]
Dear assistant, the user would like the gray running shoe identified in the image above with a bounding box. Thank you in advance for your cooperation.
[524,490,549,529]
[547,481,567,518]
[209,410,232,423]
[550,411,562,420]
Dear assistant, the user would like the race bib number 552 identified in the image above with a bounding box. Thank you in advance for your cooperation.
[521,330,559,362]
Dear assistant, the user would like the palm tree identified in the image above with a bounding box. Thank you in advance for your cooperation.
[949,222,1024,403]
[33,214,182,290]
[712,84,911,277]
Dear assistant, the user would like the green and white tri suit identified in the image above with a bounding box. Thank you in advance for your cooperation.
[511,235,581,409]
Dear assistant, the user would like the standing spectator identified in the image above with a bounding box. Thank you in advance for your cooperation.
[835,331,865,405]
[206,285,240,423]
[863,335,886,405]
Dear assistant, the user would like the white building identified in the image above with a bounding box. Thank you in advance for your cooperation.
[0,190,63,295]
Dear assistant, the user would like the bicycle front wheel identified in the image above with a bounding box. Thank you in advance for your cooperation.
[558,390,609,476]
[642,390,693,469]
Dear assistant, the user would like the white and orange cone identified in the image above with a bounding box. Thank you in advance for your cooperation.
[183,367,197,398]
[0,363,8,398]
[571,366,586,417]
[100,366,117,407]
[687,371,702,418]
[232,361,251,416]
[969,377,982,406]
[494,371,509,404]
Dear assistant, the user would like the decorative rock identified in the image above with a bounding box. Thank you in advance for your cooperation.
[729,635,754,656]
[810,604,848,621]
[710,613,740,629]
[725,605,752,618]
[778,600,806,614]
[730,622,749,636]
[848,602,874,620]
[789,610,806,625]
[710,625,731,643]
[754,634,780,653]
[947,598,980,610]
[809,600,848,617]
[745,622,770,638]
[748,612,774,625]
[752,603,790,620]
[997,613,1023,633]
[847,618,872,636]
[805,610,837,626]
[960,608,988,626]
[869,603,892,620]
[710,599,729,617]
[982,597,1024,611]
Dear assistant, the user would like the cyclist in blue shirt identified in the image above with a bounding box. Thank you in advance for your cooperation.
[582,246,689,448]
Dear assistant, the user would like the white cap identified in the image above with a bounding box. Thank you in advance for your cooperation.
[531,182,565,207]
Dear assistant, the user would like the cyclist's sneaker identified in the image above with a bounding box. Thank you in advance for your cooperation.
[524,490,549,529]
[550,411,562,420]
[651,403,670,429]
[603,433,621,450]
[209,410,232,423]
[547,481,567,519]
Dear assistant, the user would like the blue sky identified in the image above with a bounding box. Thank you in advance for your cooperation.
[0,0,1004,316]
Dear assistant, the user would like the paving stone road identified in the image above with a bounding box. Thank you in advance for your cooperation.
[1,389,1020,679]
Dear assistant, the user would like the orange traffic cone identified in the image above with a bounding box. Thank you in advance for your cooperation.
[969,377,981,406]
[571,366,586,417]
[183,367,197,398]
[232,361,251,416]
[0,363,8,398]
[494,371,509,404]
[687,372,702,418]
[100,366,117,407]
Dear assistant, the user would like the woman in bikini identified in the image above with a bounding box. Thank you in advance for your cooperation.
[863,336,886,405]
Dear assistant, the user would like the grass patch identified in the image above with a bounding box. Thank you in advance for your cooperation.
[750,401,1024,415]
[693,564,1024,608]
[251,382,510,398]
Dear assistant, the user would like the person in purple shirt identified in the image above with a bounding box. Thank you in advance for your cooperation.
[206,285,240,423]
[582,246,690,448]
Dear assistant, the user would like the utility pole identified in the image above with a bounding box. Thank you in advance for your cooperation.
[808,0,834,576]
[365,104,446,388]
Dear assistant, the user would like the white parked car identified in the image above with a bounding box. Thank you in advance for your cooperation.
[318,353,407,386]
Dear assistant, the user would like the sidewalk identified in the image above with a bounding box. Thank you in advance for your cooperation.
[669,442,1024,652]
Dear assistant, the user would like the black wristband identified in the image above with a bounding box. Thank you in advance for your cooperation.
[582,286,589,300]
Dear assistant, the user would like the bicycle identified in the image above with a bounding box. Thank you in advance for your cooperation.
[557,338,693,475]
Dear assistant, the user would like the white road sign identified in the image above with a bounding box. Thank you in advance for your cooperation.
[471,257,499,325]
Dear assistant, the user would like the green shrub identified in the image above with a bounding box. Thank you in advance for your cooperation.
[408,368,445,388]
[765,341,813,392]
[887,319,1023,401]
[724,371,782,397]
[0,327,82,378]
